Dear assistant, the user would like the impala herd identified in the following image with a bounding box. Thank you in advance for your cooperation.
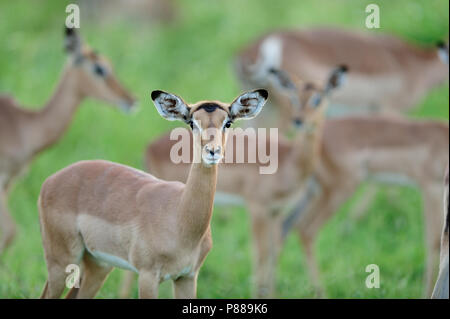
[0,25,448,299]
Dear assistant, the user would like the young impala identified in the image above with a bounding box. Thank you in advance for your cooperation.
[289,115,448,297]
[431,167,449,299]
[235,26,449,229]
[0,27,135,253]
[38,89,268,299]
[235,27,449,130]
[116,67,347,298]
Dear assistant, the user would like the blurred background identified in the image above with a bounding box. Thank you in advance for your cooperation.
[0,0,448,298]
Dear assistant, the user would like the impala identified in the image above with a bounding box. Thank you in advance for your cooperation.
[121,66,347,298]
[0,27,135,253]
[38,89,268,299]
[286,115,448,297]
[431,167,449,299]
[235,26,449,131]
[235,27,449,226]
[141,66,448,298]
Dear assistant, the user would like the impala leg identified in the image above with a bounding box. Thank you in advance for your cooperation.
[249,203,283,298]
[0,190,16,253]
[297,229,324,297]
[422,184,443,297]
[40,210,85,299]
[173,273,198,299]
[119,271,137,299]
[297,179,357,297]
[72,253,112,299]
[40,266,68,299]
[138,270,159,299]
[350,183,378,220]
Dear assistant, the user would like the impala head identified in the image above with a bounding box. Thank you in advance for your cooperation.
[151,89,268,165]
[64,27,136,112]
[269,65,347,131]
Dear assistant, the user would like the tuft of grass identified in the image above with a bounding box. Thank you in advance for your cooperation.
[0,0,448,298]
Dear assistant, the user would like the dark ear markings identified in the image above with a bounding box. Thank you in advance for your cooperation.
[325,64,349,92]
[151,90,180,109]
[268,68,296,90]
[255,88,269,100]
[151,90,164,101]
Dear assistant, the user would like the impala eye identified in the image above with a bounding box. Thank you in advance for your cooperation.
[225,121,233,129]
[93,64,106,77]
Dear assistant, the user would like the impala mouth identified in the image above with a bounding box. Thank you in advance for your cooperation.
[203,154,222,165]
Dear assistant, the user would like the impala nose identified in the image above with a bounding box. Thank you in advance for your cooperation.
[206,146,221,156]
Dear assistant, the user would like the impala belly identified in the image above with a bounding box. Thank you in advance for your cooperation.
[346,146,428,184]
[87,249,139,273]
[77,214,198,280]
[78,215,138,272]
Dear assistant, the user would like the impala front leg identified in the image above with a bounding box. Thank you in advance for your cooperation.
[249,203,284,298]
[173,273,198,299]
[138,270,159,299]
[0,190,16,254]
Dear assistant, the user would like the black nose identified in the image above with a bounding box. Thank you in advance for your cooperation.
[293,118,303,127]
[209,150,215,156]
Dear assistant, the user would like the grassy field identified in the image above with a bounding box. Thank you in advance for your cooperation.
[0,0,448,298]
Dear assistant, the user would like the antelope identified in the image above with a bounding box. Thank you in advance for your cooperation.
[0,27,136,253]
[431,166,449,299]
[38,89,268,299]
[235,26,449,131]
[136,67,448,298]
[116,67,347,298]
[257,62,449,298]
[288,116,448,297]
[235,27,449,225]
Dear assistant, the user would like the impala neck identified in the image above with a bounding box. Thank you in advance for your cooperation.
[177,132,218,244]
[291,122,323,181]
[27,66,83,155]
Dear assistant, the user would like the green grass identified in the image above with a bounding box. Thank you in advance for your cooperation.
[0,0,448,298]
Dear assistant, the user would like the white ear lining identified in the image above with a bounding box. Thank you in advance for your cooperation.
[152,92,190,121]
[231,90,268,119]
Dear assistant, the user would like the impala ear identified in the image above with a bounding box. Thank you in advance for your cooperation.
[151,90,190,122]
[268,68,297,91]
[324,65,348,94]
[268,68,300,108]
[437,41,449,64]
[230,89,268,120]
[64,26,82,55]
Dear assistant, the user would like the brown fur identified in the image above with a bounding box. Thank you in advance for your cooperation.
[39,90,267,299]
[0,29,135,253]
[142,113,448,298]
[236,27,448,132]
